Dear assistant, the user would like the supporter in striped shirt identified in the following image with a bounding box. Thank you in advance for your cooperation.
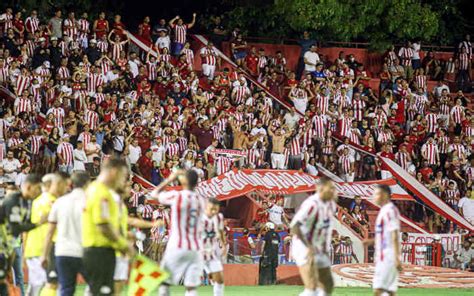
[168,13,196,56]
[56,134,74,174]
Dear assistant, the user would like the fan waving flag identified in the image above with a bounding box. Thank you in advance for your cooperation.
[128,255,169,295]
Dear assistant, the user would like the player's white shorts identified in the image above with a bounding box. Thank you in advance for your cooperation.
[26,258,47,287]
[114,256,129,281]
[291,238,331,268]
[373,260,399,292]
[202,64,216,79]
[204,258,223,274]
[161,249,204,287]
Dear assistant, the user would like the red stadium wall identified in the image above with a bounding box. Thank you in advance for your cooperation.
[223,264,302,286]
[223,196,258,228]
[187,38,458,94]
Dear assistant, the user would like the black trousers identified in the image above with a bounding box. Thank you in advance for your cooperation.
[83,247,116,296]
[258,255,278,285]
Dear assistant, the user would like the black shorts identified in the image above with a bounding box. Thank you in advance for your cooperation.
[46,244,57,284]
[83,247,116,296]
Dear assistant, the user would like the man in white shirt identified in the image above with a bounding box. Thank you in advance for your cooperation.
[155,30,171,50]
[458,195,474,225]
[150,138,166,165]
[40,172,90,296]
[433,80,450,98]
[128,52,141,78]
[411,40,421,69]
[454,240,474,271]
[303,45,320,73]
[2,150,21,180]
[85,135,101,170]
[267,198,288,229]
[73,141,87,171]
[250,121,267,141]
[128,138,142,169]
[283,108,301,130]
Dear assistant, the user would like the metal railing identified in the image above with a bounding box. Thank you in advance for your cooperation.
[401,242,442,267]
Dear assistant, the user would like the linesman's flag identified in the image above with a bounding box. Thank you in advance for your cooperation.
[128,255,169,295]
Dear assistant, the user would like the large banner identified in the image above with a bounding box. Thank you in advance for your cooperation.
[134,169,412,201]
[403,233,462,267]
[380,157,474,231]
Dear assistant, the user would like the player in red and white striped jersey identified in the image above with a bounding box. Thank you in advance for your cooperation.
[421,137,440,166]
[202,198,226,296]
[365,185,401,296]
[150,170,206,296]
[291,177,337,296]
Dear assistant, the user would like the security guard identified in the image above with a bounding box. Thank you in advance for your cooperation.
[0,174,42,295]
[259,222,281,285]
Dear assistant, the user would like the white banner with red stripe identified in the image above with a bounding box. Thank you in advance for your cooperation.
[133,169,412,201]
[380,157,474,231]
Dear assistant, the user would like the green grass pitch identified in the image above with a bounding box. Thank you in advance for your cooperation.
[76,285,474,295]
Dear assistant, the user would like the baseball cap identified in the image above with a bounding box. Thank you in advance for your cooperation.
[90,39,97,43]
[43,61,50,68]
[50,37,58,41]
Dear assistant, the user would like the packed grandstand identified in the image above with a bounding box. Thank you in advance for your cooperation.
[0,5,473,296]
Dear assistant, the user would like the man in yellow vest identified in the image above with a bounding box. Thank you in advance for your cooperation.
[82,158,134,295]
[24,173,69,296]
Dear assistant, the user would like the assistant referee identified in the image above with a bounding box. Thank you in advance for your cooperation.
[82,158,134,295]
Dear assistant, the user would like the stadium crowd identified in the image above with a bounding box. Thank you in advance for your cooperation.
[0,4,473,279]
[1,7,473,230]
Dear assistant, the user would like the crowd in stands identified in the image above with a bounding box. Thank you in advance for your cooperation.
[0,7,473,237]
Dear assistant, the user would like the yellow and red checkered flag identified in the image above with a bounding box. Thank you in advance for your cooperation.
[128,254,169,296]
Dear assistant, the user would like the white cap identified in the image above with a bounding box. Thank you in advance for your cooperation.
[265,222,275,230]
[38,37,46,42]
[63,133,70,138]
[43,61,50,68]
[50,37,58,41]
[433,235,441,241]
[90,39,97,44]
